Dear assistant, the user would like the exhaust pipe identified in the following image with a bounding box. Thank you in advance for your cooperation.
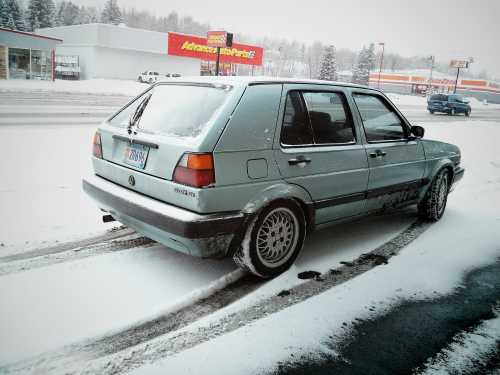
[102,214,115,223]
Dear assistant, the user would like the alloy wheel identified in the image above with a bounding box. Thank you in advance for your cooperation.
[256,207,299,269]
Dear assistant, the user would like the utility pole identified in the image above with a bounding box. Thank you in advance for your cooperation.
[428,55,435,95]
[378,42,385,89]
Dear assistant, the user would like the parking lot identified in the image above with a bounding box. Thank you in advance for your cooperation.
[0,87,499,374]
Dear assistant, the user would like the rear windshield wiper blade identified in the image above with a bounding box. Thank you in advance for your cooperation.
[128,93,152,134]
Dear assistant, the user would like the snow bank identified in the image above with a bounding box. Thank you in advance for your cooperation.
[133,121,500,375]
[0,79,147,96]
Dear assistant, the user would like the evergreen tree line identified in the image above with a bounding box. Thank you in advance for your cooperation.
[317,43,375,85]
[0,0,209,35]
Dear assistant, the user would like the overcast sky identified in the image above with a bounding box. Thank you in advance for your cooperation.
[78,0,500,77]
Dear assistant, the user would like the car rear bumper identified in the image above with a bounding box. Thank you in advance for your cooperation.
[82,174,246,258]
[427,104,449,112]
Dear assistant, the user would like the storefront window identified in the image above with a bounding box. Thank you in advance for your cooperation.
[31,49,52,80]
[7,48,53,80]
[8,48,30,79]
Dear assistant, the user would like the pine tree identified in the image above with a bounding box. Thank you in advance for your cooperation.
[6,0,25,30]
[352,45,373,86]
[27,0,55,31]
[56,1,79,26]
[55,0,65,25]
[318,45,338,81]
[0,0,10,27]
[101,0,122,25]
[366,43,376,71]
[75,6,98,24]
[39,0,55,28]
[165,11,178,31]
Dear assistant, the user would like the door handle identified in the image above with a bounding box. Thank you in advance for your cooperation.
[288,155,312,165]
[369,150,387,158]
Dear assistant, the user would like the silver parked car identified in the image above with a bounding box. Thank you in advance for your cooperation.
[83,77,464,278]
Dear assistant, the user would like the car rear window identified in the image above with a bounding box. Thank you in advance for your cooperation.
[109,84,231,138]
[430,94,447,101]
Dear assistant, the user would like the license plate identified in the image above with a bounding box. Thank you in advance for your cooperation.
[123,143,150,169]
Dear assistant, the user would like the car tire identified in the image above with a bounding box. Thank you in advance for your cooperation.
[429,110,434,114]
[148,78,153,84]
[449,108,456,116]
[465,109,471,117]
[418,169,450,222]
[233,200,306,278]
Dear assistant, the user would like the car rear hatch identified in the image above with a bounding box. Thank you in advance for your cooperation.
[93,82,244,207]
[428,94,448,109]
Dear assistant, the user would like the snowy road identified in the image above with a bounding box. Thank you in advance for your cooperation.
[1,90,499,128]
[0,87,499,374]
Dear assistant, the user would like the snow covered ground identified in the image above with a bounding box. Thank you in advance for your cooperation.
[0,124,117,255]
[0,245,239,363]
[130,121,500,374]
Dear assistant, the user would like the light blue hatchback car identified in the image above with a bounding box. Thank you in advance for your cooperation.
[83,77,464,278]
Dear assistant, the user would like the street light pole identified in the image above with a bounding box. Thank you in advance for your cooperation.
[215,47,221,76]
[378,42,385,89]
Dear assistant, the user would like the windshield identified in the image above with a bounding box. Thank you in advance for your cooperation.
[109,84,231,138]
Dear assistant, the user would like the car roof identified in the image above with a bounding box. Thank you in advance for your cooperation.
[156,75,378,91]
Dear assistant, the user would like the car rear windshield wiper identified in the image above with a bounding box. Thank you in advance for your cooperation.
[128,93,152,135]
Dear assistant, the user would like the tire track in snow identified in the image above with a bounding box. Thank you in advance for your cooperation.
[0,228,154,276]
[1,219,432,375]
[0,271,262,375]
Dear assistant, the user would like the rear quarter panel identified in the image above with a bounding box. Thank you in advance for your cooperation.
[203,84,287,213]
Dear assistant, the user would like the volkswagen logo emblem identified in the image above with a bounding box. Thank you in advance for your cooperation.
[128,175,135,186]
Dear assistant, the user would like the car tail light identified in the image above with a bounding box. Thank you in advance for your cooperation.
[92,131,102,159]
[173,153,215,188]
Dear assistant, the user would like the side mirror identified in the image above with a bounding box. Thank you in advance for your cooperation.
[410,125,425,138]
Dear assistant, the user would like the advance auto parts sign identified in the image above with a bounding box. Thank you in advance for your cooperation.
[168,32,263,66]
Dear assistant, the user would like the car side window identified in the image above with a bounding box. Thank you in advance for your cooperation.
[302,92,355,144]
[281,91,314,145]
[353,93,406,142]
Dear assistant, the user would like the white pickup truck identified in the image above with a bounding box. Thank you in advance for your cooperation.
[138,71,182,84]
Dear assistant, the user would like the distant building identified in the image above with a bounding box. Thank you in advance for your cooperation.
[0,27,62,81]
[36,24,263,80]
[369,72,500,104]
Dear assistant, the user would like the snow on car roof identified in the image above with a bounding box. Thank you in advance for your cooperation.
[156,75,374,90]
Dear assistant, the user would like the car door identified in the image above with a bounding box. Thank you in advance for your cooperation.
[351,91,426,211]
[449,95,467,114]
[273,84,369,224]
